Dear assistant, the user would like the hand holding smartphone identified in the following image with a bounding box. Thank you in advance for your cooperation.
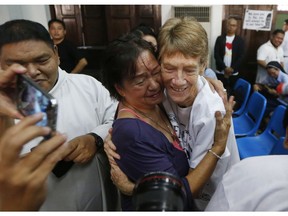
[16,74,58,138]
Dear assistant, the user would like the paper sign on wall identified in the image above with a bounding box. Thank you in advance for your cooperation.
[243,9,273,31]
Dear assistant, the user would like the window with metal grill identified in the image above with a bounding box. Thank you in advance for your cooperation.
[174,6,210,22]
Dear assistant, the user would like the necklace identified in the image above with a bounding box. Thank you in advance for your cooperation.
[122,102,179,143]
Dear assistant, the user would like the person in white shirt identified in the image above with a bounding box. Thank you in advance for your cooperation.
[282,19,288,73]
[0,19,118,210]
[206,106,288,211]
[256,29,285,84]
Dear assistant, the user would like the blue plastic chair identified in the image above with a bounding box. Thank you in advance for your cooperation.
[232,78,251,117]
[236,105,287,159]
[233,91,267,137]
[271,137,288,155]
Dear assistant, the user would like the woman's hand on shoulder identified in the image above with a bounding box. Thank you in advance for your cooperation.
[213,96,235,154]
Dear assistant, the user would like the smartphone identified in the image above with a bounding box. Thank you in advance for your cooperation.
[16,74,58,137]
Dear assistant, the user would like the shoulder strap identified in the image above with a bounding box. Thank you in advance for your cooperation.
[118,108,146,121]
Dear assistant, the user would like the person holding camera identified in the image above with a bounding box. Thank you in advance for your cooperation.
[0,19,117,210]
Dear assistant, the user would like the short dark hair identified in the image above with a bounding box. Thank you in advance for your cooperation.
[131,23,157,39]
[272,29,285,36]
[48,18,66,30]
[0,19,54,53]
[102,33,156,101]
[284,19,288,25]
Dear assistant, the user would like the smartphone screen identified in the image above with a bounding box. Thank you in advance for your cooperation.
[16,74,58,131]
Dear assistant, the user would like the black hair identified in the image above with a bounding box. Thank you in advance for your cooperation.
[285,19,288,25]
[48,18,66,30]
[272,29,285,36]
[102,33,156,101]
[0,19,54,53]
[131,23,157,39]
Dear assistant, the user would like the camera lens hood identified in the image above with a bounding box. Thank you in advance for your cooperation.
[132,171,185,211]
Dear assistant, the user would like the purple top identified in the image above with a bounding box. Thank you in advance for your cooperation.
[112,118,194,210]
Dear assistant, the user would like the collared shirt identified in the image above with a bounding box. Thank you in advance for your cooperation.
[256,40,284,83]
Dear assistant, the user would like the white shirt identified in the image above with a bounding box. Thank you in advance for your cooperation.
[223,35,235,69]
[206,155,288,211]
[256,40,284,83]
[163,76,240,210]
[38,68,117,210]
[282,31,288,73]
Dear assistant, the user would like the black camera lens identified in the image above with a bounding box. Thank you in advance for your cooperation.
[132,171,186,211]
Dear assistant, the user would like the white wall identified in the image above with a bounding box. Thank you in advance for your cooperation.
[160,5,223,69]
[0,5,51,29]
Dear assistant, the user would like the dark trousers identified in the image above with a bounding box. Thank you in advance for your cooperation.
[216,73,239,97]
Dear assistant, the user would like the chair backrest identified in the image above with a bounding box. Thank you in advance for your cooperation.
[242,91,267,135]
[264,105,287,144]
[271,137,288,155]
[232,78,251,116]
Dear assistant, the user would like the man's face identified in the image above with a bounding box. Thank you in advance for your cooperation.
[49,22,66,41]
[271,33,284,48]
[161,52,203,108]
[282,22,288,32]
[0,40,59,92]
[226,19,238,35]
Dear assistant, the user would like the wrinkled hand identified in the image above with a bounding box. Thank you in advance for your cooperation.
[110,164,134,196]
[63,134,96,164]
[0,113,67,211]
[213,96,235,154]
[0,64,27,119]
[206,77,226,101]
[104,128,120,166]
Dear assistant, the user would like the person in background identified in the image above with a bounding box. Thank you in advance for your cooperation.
[254,61,288,118]
[256,29,285,84]
[48,18,88,74]
[282,19,288,73]
[104,16,239,211]
[131,23,158,53]
[0,19,117,210]
[214,17,245,96]
[0,65,68,211]
[205,106,288,211]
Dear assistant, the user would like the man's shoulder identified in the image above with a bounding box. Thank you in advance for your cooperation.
[67,73,101,85]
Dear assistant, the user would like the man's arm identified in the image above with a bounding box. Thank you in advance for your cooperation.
[257,59,267,69]
[71,58,88,74]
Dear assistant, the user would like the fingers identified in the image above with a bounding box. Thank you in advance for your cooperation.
[0,64,26,88]
[224,96,235,118]
[104,132,120,165]
[23,133,67,172]
[0,114,51,163]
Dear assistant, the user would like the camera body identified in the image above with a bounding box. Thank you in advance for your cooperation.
[16,74,58,136]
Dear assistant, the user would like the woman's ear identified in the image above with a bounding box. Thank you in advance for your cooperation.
[115,84,125,98]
